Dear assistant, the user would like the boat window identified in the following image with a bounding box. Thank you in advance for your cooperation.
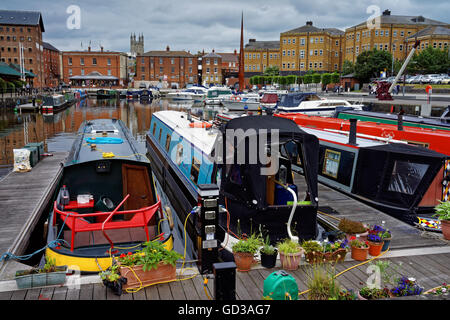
[387,161,429,195]
[165,134,171,152]
[190,156,201,184]
[175,143,183,165]
[158,128,162,142]
[304,94,321,101]
[152,123,156,136]
[405,141,429,148]
[322,149,341,178]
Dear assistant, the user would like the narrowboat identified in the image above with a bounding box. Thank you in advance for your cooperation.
[146,110,320,260]
[97,89,117,99]
[45,118,173,272]
[277,112,450,156]
[336,109,450,131]
[219,112,449,231]
[139,89,152,100]
[42,94,67,114]
[276,92,364,116]
[126,89,140,100]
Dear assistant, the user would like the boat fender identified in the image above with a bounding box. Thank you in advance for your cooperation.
[164,206,174,230]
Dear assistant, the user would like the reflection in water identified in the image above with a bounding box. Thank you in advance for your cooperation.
[0,98,226,166]
[0,98,185,166]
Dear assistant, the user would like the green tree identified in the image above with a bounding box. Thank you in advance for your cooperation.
[303,74,313,85]
[408,47,450,74]
[354,49,392,83]
[342,60,355,76]
[331,72,340,84]
[321,73,332,87]
[263,66,280,76]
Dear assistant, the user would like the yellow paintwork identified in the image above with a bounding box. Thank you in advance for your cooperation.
[45,235,174,273]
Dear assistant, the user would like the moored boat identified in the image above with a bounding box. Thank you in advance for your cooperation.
[203,86,233,105]
[221,93,260,111]
[97,89,117,99]
[336,109,450,132]
[167,86,208,102]
[42,94,67,115]
[146,110,321,261]
[276,92,364,116]
[45,118,173,272]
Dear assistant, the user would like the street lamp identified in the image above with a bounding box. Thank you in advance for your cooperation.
[391,39,398,76]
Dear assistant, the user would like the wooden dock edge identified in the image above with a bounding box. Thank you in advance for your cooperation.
[0,153,67,280]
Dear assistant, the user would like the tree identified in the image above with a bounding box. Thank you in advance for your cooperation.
[263,66,280,77]
[321,73,332,87]
[303,74,313,85]
[408,47,450,74]
[342,60,355,76]
[331,72,340,84]
[354,48,392,83]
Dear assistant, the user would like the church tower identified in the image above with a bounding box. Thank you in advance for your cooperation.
[130,33,144,55]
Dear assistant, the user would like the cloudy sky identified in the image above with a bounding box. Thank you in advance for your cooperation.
[2,0,449,53]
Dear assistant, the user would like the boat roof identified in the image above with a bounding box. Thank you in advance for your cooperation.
[152,110,219,155]
[66,118,146,166]
[340,110,450,126]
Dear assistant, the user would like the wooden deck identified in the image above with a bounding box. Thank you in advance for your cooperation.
[294,175,447,250]
[0,152,67,279]
[0,252,448,300]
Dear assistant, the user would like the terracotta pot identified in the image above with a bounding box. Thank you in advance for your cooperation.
[119,262,176,291]
[357,291,367,300]
[345,230,369,242]
[305,251,326,264]
[279,250,303,270]
[233,252,255,272]
[368,241,384,256]
[330,248,348,262]
[441,220,450,240]
[351,246,368,261]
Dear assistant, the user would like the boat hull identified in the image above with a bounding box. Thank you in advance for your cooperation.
[221,100,260,111]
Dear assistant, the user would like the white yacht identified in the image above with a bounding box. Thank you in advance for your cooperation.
[203,86,233,105]
[221,92,260,111]
[166,86,208,102]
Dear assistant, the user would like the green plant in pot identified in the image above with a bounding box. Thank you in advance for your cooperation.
[338,218,368,241]
[99,264,127,296]
[277,238,304,270]
[305,263,341,300]
[232,234,263,272]
[301,240,324,264]
[14,257,68,289]
[433,201,450,240]
[259,235,278,269]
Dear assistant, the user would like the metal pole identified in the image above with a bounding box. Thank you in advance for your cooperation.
[388,40,420,93]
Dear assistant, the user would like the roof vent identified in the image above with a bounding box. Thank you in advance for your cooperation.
[166,45,170,51]
[306,21,313,26]
[382,9,391,16]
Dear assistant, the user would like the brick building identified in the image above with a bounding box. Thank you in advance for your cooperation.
[244,39,280,77]
[344,10,449,64]
[62,47,128,87]
[202,50,223,86]
[136,46,198,88]
[43,41,60,87]
[0,10,45,87]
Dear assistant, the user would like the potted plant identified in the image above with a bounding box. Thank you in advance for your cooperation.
[349,237,369,261]
[277,239,304,270]
[323,239,349,262]
[433,201,450,240]
[358,286,391,300]
[259,235,278,269]
[338,218,369,241]
[301,240,324,264]
[390,276,424,297]
[305,263,341,300]
[367,233,384,256]
[15,258,68,289]
[380,229,392,251]
[232,234,263,272]
[117,240,183,292]
[424,283,449,296]
[99,264,127,296]
[332,289,358,300]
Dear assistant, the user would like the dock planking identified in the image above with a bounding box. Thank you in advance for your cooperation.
[0,252,448,300]
[0,152,68,279]
[293,175,446,250]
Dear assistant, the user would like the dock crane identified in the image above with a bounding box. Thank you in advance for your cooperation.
[376,40,420,100]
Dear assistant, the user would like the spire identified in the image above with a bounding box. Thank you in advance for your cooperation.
[238,11,245,92]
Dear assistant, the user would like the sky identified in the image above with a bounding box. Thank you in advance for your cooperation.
[1,0,449,53]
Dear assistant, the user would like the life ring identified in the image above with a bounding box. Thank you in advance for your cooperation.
[189,121,212,128]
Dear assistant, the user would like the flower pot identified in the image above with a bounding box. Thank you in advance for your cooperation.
[351,246,368,261]
[279,250,303,270]
[102,277,127,296]
[381,238,391,251]
[345,230,369,242]
[441,220,450,241]
[368,241,384,256]
[329,248,348,262]
[305,251,325,264]
[357,291,367,300]
[119,262,176,291]
[15,266,68,289]
[233,252,255,272]
[260,250,278,269]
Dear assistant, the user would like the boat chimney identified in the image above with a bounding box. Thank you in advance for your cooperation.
[348,118,357,145]
[397,114,404,131]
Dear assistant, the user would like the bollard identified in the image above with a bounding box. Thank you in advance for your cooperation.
[213,262,236,300]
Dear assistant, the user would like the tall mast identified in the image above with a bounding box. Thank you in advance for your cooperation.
[238,12,245,92]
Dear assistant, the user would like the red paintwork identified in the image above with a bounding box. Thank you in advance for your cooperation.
[261,93,278,104]
[276,113,450,155]
[53,200,161,251]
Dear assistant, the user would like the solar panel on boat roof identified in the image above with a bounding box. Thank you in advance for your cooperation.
[90,124,118,133]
